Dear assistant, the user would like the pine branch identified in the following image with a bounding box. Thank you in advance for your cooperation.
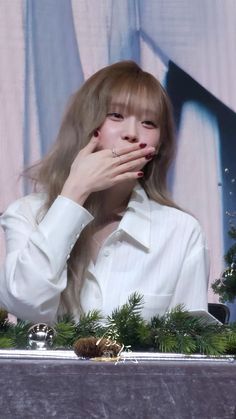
[225,244,236,265]
[212,225,236,302]
[75,310,105,339]
[228,226,236,240]
[150,306,230,355]
[0,298,236,356]
[7,321,31,349]
[107,292,151,349]
[54,318,76,349]
[195,331,228,356]
[212,271,236,303]
[224,322,236,354]
[0,336,14,349]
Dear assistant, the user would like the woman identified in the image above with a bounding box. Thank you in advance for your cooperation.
[0,61,209,323]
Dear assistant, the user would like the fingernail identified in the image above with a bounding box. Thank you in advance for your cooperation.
[139,143,147,148]
[94,130,99,137]
[145,154,154,160]
[137,171,144,177]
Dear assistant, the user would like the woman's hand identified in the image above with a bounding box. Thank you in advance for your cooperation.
[61,133,155,205]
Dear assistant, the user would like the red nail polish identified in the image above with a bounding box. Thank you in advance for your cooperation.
[94,130,99,137]
[137,171,144,177]
[145,154,154,160]
[139,143,147,148]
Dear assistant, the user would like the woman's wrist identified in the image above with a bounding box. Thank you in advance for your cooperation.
[60,182,90,206]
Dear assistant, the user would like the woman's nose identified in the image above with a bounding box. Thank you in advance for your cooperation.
[121,117,139,143]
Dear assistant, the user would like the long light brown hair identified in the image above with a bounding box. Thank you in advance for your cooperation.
[27,61,178,319]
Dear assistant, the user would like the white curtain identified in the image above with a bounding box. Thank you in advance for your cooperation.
[172,102,223,301]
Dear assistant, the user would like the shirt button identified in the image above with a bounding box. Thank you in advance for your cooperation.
[66,255,70,260]
[75,233,80,239]
[81,223,85,229]
[103,250,110,257]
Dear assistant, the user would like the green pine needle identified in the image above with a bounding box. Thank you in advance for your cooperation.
[0,336,14,349]
[7,321,31,349]
[224,323,236,354]
[54,319,76,348]
[107,292,151,349]
[212,225,236,303]
[150,306,231,355]
[75,310,105,339]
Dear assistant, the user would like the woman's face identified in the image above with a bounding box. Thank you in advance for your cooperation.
[97,105,161,157]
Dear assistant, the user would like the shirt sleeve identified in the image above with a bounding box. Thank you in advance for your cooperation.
[0,195,94,323]
[168,223,210,312]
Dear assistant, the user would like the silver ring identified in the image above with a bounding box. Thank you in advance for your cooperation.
[112,148,119,158]
[112,147,119,158]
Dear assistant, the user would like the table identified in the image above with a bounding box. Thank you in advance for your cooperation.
[0,351,235,418]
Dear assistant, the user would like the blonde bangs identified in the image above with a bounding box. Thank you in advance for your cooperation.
[106,72,164,127]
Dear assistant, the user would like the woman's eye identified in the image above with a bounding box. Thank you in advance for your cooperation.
[107,112,123,120]
[142,120,157,128]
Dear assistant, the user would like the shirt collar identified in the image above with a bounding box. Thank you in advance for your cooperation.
[119,183,151,251]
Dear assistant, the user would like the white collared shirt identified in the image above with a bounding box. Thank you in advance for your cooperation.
[0,185,209,323]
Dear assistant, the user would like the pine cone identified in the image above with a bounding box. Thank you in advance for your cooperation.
[0,308,8,327]
[74,336,122,358]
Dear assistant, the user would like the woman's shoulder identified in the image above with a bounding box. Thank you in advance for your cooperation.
[149,199,202,232]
